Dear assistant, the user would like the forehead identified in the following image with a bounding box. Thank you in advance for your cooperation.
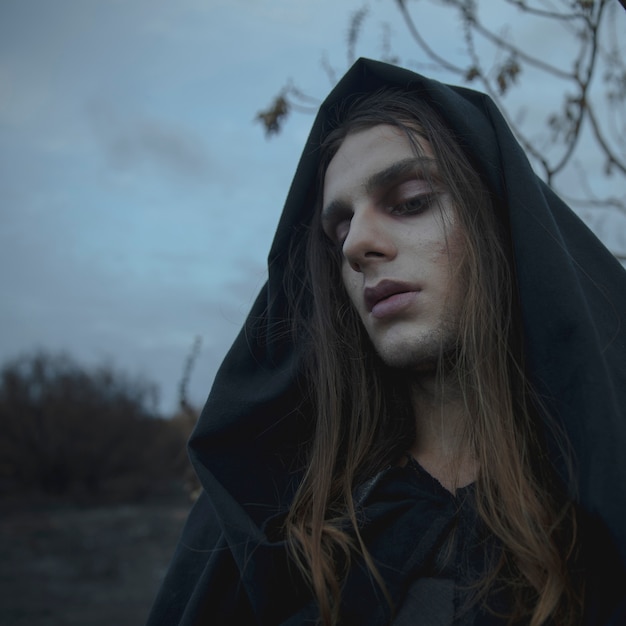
[322,124,434,202]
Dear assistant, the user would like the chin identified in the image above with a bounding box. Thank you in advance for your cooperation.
[373,331,459,372]
[378,348,440,372]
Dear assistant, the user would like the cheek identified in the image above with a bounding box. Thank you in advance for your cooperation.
[431,221,466,276]
[435,233,467,306]
[445,226,467,277]
[341,265,362,309]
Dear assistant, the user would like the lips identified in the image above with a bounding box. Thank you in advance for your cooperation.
[363,279,420,313]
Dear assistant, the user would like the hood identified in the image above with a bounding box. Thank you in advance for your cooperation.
[186,58,626,618]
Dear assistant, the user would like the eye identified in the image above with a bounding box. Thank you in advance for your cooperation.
[390,193,438,217]
[321,207,352,249]
[335,220,351,248]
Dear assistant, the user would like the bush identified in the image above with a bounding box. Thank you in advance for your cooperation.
[0,351,193,501]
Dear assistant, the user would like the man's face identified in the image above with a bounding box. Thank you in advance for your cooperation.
[321,124,466,370]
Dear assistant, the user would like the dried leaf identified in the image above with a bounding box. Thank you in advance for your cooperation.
[256,95,290,137]
[465,66,480,81]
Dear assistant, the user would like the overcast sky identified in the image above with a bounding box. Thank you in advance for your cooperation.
[1,0,624,415]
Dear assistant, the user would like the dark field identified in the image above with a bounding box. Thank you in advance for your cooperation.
[0,495,191,626]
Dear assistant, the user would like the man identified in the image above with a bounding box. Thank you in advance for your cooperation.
[147,59,626,625]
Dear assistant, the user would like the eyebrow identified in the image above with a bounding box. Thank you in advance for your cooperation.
[321,157,438,225]
[365,156,438,195]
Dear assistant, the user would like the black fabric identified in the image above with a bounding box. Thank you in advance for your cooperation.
[147,59,626,625]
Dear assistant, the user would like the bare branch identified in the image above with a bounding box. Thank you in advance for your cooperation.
[178,336,202,416]
[285,81,322,106]
[347,5,370,64]
[320,54,338,86]
[459,12,555,179]
[263,0,626,253]
[587,105,626,177]
[502,0,587,21]
[566,160,626,212]
[395,0,467,76]
[469,14,575,80]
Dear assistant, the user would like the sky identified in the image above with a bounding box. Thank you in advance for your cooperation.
[1,0,625,415]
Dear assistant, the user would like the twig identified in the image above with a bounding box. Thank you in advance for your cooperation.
[395,0,466,76]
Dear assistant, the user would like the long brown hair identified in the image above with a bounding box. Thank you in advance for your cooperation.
[284,88,581,625]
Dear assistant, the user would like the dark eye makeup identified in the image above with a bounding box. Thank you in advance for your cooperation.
[389,192,438,217]
[322,190,439,251]
[320,162,443,249]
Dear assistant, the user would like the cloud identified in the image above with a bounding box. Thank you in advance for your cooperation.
[85,99,212,181]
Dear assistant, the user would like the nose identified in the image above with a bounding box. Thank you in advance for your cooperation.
[342,209,397,273]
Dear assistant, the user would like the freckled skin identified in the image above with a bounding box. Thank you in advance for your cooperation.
[322,125,466,370]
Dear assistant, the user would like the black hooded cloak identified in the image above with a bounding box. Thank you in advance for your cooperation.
[147,59,626,625]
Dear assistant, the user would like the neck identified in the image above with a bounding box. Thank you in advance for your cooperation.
[408,373,477,493]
